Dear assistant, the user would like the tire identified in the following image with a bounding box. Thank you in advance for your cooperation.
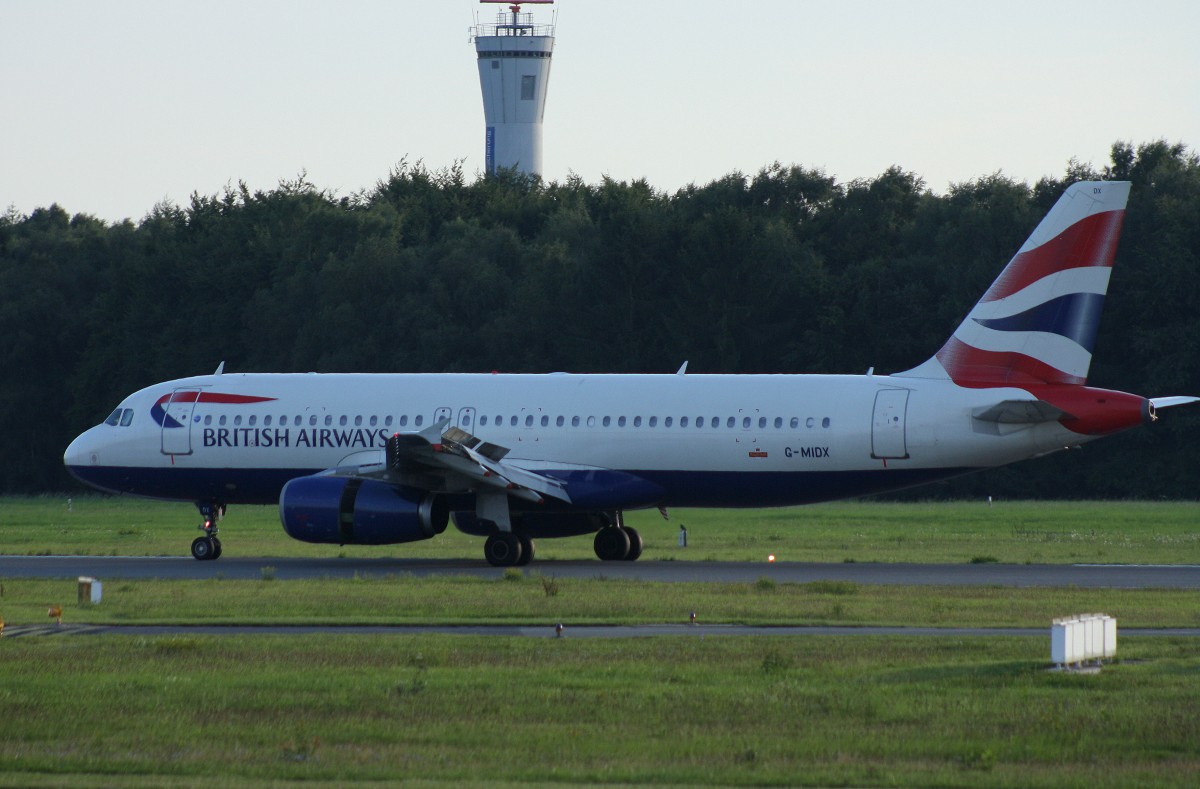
[211,537,223,560]
[594,526,631,561]
[484,532,523,567]
[190,536,214,561]
[516,534,535,566]
[621,527,643,561]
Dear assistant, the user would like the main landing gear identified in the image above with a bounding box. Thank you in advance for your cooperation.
[484,531,535,568]
[594,513,642,562]
[191,501,225,561]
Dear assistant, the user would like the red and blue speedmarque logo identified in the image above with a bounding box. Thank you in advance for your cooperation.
[152,392,277,428]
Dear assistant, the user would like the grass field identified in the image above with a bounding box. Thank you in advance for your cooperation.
[3,495,1199,564]
[0,636,1197,787]
[2,496,1198,786]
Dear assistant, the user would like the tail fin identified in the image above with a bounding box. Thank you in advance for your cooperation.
[896,180,1131,386]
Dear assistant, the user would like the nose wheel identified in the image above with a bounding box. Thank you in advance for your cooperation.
[192,501,226,561]
[191,535,222,561]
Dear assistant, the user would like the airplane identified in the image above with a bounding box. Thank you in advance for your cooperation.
[64,180,1197,566]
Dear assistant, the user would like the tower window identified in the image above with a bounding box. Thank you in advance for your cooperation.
[521,75,536,100]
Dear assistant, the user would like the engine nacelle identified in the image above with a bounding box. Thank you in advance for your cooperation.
[280,475,448,545]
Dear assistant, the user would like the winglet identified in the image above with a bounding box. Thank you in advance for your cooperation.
[214,361,225,376]
[676,361,688,375]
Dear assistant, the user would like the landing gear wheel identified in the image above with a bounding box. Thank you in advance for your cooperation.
[594,526,631,561]
[621,526,643,561]
[484,532,524,567]
[516,534,535,566]
[191,536,216,561]
[211,537,223,560]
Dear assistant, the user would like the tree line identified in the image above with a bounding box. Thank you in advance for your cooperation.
[2,140,1197,498]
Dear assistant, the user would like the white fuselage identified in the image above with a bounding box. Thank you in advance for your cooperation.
[64,371,1090,509]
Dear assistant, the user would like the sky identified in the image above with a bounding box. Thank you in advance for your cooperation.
[2,0,1197,223]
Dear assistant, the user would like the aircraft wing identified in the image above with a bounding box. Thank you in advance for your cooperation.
[348,420,572,505]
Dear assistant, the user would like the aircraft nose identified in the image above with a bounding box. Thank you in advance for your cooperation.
[64,430,99,473]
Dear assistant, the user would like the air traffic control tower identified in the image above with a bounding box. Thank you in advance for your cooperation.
[470,1,555,176]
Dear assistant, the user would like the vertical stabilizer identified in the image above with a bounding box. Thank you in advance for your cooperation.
[896,181,1130,386]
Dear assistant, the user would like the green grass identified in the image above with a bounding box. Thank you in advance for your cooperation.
[3,496,1199,786]
[4,496,1200,564]
[2,575,1199,628]
[0,635,1197,787]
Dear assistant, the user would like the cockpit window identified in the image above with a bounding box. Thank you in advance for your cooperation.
[104,409,122,426]
[119,409,135,426]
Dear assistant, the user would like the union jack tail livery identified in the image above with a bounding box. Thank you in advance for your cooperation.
[899,181,1130,386]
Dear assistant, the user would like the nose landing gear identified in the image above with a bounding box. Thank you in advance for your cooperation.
[191,501,225,561]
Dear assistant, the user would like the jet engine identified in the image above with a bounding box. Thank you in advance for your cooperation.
[280,475,447,545]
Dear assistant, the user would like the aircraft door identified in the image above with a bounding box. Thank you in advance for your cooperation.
[160,388,202,455]
[871,389,910,459]
[434,406,452,427]
[457,407,476,431]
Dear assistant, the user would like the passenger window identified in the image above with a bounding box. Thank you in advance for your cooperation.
[742,417,751,428]
[525,415,534,427]
[510,416,519,427]
[774,417,783,429]
[339,415,348,426]
[571,416,580,427]
[727,417,735,428]
[463,414,472,427]
[385,416,393,427]
[415,415,424,427]
[711,417,720,428]
[806,417,815,428]
[309,415,317,426]
[480,415,489,426]
[587,416,596,427]
[790,417,800,429]
[399,415,408,427]
[249,415,257,426]
[120,409,134,427]
[664,416,672,427]
[822,417,831,428]
[680,416,688,427]
[324,415,332,426]
[204,415,212,426]
[355,416,363,426]
[603,416,611,427]
[221,416,229,427]
[618,416,627,427]
[370,415,378,427]
[540,415,549,427]
[264,415,273,427]
[234,415,242,426]
[758,417,766,428]
[648,416,656,427]
[556,416,564,427]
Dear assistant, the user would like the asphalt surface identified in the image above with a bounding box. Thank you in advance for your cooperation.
[1,555,1199,587]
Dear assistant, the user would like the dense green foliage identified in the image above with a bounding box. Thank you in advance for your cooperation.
[3,141,1198,495]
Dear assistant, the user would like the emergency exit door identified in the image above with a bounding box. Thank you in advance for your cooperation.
[871,389,910,459]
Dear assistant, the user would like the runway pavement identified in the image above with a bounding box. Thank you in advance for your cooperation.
[2,555,1199,587]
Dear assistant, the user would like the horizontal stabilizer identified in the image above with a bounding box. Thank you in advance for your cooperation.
[973,399,1069,424]
[1149,396,1200,410]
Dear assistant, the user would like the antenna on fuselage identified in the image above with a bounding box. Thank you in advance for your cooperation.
[214,361,225,376]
